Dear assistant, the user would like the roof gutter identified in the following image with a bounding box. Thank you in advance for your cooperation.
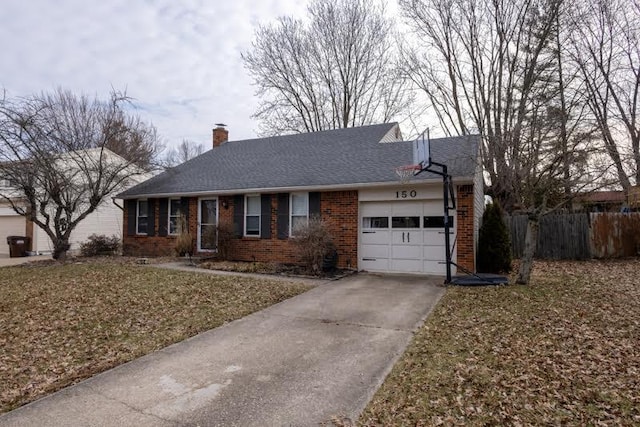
[116,175,476,200]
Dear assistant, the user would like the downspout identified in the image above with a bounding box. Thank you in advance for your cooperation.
[112,197,124,211]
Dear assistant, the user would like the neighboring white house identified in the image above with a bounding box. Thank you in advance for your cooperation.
[28,197,127,255]
[0,149,151,257]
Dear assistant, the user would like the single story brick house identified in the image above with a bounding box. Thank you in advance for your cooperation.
[118,123,483,275]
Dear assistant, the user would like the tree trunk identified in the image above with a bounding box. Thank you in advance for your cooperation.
[516,214,540,285]
[52,239,71,261]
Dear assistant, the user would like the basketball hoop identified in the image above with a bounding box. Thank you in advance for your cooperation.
[394,164,421,184]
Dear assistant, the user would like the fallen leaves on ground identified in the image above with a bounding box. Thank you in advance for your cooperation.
[0,261,310,413]
[360,259,640,426]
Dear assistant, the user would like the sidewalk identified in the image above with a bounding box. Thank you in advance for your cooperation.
[0,272,444,426]
[0,255,51,267]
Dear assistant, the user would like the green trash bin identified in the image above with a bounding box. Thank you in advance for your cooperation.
[6,236,29,258]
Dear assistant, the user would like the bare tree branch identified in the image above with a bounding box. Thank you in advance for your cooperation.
[242,0,413,135]
[568,0,640,190]
[161,139,206,168]
[0,88,159,260]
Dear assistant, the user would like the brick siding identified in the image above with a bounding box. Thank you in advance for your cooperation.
[455,184,475,271]
[123,198,198,257]
[123,191,358,269]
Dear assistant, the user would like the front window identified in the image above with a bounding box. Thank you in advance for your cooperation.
[169,199,181,235]
[245,195,261,236]
[290,193,309,235]
[137,200,148,235]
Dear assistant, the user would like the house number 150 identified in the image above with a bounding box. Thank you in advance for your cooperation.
[396,190,417,198]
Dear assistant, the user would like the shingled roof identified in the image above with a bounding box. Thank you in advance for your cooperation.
[118,123,479,198]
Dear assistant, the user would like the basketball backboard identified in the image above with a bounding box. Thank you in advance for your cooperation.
[413,129,431,169]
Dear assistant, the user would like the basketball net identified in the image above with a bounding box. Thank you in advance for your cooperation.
[394,164,421,184]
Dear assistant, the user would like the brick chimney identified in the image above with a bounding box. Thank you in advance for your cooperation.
[212,123,228,148]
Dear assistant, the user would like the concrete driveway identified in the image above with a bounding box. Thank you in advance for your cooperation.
[0,273,445,427]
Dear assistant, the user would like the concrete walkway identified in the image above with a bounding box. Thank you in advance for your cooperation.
[153,261,329,287]
[0,272,445,427]
[0,254,51,267]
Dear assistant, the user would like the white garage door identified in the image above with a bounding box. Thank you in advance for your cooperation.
[0,209,26,257]
[360,200,455,275]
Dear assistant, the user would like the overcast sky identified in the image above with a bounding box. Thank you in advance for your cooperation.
[0,0,336,151]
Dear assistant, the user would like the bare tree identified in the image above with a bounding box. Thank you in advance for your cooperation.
[242,0,413,135]
[400,0,609,283]
[162,139,206,168]
[0,88,159,260]
[102,117,161,170]
[569,0,640,191]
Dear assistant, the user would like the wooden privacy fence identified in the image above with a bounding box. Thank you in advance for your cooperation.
[590,212,640,258]
[506,213,640,259]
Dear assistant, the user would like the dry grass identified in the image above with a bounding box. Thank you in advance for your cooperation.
[0,261,310,413]
[360,259,640,426]
[200,260,281,274]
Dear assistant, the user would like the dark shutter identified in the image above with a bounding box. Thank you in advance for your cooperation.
[234,195,244,237]
[147,198,156,236]
[277,193,289,239]
[180,197,190,225]
[158,198,168,237]
[260,194,272,239]
[126,199,137,236]
[309,192,321,217]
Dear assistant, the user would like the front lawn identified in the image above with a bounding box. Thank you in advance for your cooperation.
[360,259,640,426]
[0,260,311,413]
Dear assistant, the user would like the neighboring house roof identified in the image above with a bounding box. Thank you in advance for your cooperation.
[1,147,152,211]
[576,190,625,203]
[119,123,480,198]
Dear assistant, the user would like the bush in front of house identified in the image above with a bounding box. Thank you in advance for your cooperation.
[216,221,235,261]
[174,214,194,258]
[80,234,121,257]
[477,201,512,273]
[291,215,335,275]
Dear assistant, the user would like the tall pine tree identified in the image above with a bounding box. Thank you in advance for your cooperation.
[477,202,512,274]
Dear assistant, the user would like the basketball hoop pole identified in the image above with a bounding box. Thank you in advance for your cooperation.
[404,128,455,283]
[421,160,456,284]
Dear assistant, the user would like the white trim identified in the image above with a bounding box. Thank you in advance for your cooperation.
[136,199,148,235]
[117,177,475,200]
[244,194,261,237]
[197,197,218,252]
[289,192,309,237]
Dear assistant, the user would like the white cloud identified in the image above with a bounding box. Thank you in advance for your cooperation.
[0,0,308,149]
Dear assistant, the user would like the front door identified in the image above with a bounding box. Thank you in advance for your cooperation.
[198,198,217,251]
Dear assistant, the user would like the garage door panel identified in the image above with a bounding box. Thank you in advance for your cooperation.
[362,244,389,258]
[391,245,422,259]
[361,230,390,244]
[424,260,447,275]
[423,245,447,260]
[361,257,389,272]
[391,230,423,245]
[423,231,454,246]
